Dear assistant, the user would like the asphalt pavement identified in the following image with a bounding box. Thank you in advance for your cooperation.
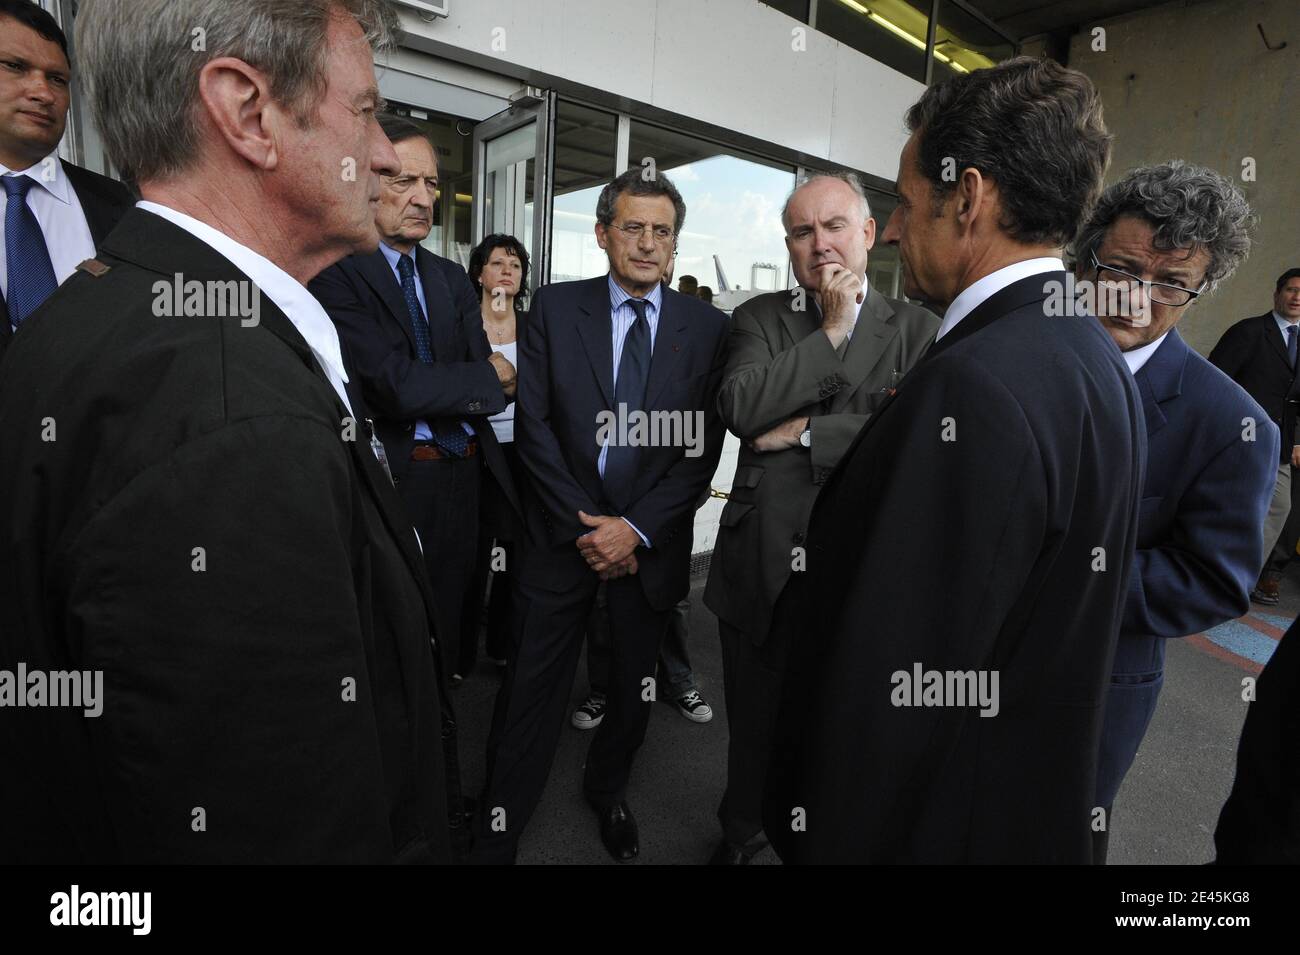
[451,565,1296,865]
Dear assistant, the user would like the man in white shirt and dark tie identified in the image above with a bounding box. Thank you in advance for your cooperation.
[0,0,131,364]
[1209,267,1300,604]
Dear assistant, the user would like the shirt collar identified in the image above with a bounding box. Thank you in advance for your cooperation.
[935,257,1064,341]
[378,240,413,272]
[136,199,350,388]
[608,273,663,315]
[1273,311,1299,332]
[1122,330,1170,376]
[0,153,73,205]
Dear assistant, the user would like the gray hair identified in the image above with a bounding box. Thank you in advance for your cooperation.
[596,167,686,236]
[781,171,871,232]
[1072,160,1255,294]
[75,0,399,185]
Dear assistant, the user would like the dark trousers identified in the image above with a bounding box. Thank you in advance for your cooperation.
[398,451,481,677]
[462,442,521,665]
[472,570,671,862]
[717,620,790,849]
[586,589,698,699]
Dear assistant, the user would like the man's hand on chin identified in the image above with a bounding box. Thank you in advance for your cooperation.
[577,510,640,573]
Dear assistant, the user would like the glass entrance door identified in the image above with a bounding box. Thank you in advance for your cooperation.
[472,93,554,297]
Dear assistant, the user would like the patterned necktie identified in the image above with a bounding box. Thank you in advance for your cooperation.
[1287,324,1297,371]
[3,175,58,326]
[396,252,468,457]
[603,298,651,509]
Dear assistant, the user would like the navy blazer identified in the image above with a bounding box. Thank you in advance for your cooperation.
[515,275,728,611]
[308,246,520,516]
[1209,312,1300,463]
[1096,327,1278,808]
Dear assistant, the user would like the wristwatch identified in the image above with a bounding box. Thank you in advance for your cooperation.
[799,426,812,448]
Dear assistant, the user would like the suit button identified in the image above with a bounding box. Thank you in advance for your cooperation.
[793,531,805,544]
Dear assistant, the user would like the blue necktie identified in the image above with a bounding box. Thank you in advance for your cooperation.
[1287,324,1297,371]
[603,298,651,510]
[396,253,468,457]
[4,175,58,326]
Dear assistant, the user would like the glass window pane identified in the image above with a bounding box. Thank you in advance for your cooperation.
[815,0,931,83]
[627,121,796,313]
[550,101,619,283]
[931,0,1016,84]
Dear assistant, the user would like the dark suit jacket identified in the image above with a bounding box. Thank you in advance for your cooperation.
[1215,619,1300,863]
[0,159,134,362]
[515,276,727,611]
[1096,328,1278,808]
[0,208,455,863]
[762,270,1146,864]
[1209,313,1300,463]
[308,246,520,515]
[705,285,938,643]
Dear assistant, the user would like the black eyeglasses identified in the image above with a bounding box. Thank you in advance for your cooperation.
[1090,251,1205,307]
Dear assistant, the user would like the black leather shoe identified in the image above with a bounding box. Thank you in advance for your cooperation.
[596,802,639,862]
[709,839,757,865]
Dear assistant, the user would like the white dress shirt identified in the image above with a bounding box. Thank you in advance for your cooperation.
[1273,311,1299,347]
[934,257,1065,342]
[137,200,355,416]
[1121,331,1169,376]
[1,155,96,321]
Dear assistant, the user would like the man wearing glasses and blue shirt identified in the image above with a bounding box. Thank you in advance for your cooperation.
[1075,161,1278,862]
[473,168,727,863]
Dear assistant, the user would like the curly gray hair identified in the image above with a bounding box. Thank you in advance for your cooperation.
[1072,160,1255,294]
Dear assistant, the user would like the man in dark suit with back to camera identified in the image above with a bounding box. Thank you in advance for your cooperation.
[310,113,521,685]
[1072,162,1277,862]
[704,170,937,865]
[473,167,727,863]
[0,0,132,366]
[1209,267,1300,605]
[763,56,1146,864]
[0,0,460,863]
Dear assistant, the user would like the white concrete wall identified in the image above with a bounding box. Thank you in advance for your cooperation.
[394,0,924,183]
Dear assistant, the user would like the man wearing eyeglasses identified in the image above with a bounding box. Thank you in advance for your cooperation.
[1074,161,1277,863]
[473,167,727,863]
[1210,267,1300,606]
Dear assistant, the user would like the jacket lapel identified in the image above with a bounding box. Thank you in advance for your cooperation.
[575,276,615,407]
[780,288,821,351]
[62,160,131,246]
[645,286,688,408]
[356,249,419,353]
[416,246,455,359]
[1260,312,1295,375]
[829,286,899,413]
[1132,328,1188,438]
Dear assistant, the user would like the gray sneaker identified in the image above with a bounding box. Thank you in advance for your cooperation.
[674,690,713,723]
[571,694,606,729]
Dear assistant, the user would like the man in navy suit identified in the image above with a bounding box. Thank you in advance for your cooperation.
[310,116,520,690]
[0,0,133,366]
[1072,162,1278,862]
[1209,268,1300,605]
[762,57,1145,864]
[473,168,727,863]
